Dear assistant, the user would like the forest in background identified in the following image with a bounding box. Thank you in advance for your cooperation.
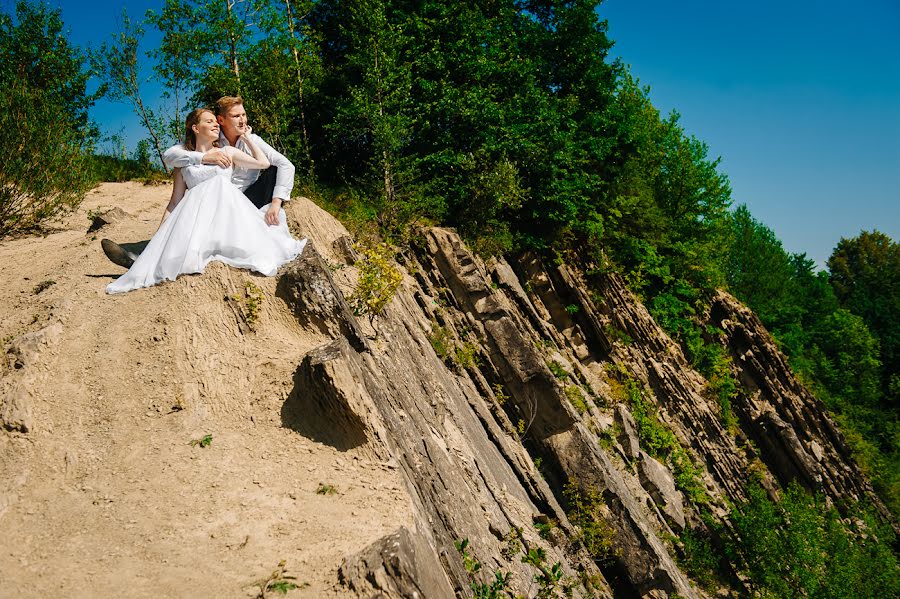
[2,0,898,594]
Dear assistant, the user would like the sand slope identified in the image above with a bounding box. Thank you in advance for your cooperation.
[0,183,411,598]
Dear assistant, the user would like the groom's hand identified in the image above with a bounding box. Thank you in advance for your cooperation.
[265,198,283,226]
[202,149,232,168]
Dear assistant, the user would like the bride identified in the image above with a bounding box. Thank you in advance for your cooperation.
[107,108,307,294]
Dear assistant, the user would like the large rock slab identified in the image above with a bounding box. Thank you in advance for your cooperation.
[276,243,369,353]
[638,452,685,532]
[339,527,455,598]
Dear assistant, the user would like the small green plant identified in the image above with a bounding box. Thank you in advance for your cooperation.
[86,206,107,222]
[597,424,617,450]
[564,303,580,315]
[564,481,617,560]
[602,323,632,346]
[547,360,568,380]
[349,241,403,327]
[316,483,337,495]
[252,560,305,598]
[455,538,481,574]
[536,338,557,351]
[32,279,55,294]
[189,434,212,448]
[455,342,481,369]
[492,383,509,405]
[428,323,454,361]
[533,516,558,540]
[516,419,526,436]
[231,281,265,330]
[565,385,588,415]
[521,546,563,598]
[456,538,514,598]
[501,527,522,560]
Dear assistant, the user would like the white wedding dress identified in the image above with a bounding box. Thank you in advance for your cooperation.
[106,164,307,294]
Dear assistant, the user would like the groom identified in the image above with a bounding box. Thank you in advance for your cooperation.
[101,96,296,269]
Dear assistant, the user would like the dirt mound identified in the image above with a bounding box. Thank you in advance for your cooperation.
[0,183,411,598]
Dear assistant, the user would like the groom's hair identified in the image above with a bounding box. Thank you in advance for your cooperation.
[216,96,244,115]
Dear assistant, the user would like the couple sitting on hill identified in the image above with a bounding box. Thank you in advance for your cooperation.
[103,96,307,294]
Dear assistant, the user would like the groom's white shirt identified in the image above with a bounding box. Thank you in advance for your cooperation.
[162,133,295,202]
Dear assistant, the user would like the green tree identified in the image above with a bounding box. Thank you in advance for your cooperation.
[827,231,900,404]
[725,205,798,326]
[91,11,171,172]
[257,0,321,179]
[145,0,201,141]
[0,0,101,135]
[314,0,421,235]
[0,1,97,237]
[729,483,899,598]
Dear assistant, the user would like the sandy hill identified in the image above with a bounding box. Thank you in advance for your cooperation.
[0,183,410,597]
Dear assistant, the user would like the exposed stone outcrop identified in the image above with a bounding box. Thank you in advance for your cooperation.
[638,452,685,532]
[413,229,696,597]
[709,290,889,518]
[339,527,455,598]
[87,207,128,233]
[2,301,68,433]
[278,240,611,598]
[276,244,370,353]
[271,220,888,596]
[614,405,640,461]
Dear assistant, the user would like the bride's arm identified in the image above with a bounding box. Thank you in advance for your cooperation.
[226,130,270,170]
[159,168,187,228]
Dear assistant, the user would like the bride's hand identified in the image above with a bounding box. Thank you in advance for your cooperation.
[202,148,231,168]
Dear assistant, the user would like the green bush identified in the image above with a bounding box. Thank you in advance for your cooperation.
[617,372,710,504]
[349,241,403,325]
[565,385,588,415]
[563,480,617,560]
[0,82,94,237]
[728,483,899,598]
[679,527,722,592]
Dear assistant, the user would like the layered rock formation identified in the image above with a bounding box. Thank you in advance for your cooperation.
[263,218,887,596]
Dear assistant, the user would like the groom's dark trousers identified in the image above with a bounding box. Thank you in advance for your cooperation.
[244,166,279,209]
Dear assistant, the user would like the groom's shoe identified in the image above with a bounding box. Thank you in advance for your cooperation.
[101,239,136,269]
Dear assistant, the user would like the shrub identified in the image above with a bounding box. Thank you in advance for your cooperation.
[615,369,710,504]
[428,323,453,361]
[565,385,588,415]
[0,82,94,237]
[547,360,568,380]
[563,480,617,560]
[349,241,403,325]
[679,527,722,592]
[454,342,481,369]
[728,482,899,598]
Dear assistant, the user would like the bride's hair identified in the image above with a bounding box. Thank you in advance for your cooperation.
[183,107,219,151]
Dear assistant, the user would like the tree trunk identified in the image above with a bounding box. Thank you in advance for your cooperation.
[284,0,314,180]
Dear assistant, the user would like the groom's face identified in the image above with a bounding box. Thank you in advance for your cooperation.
[217,104,248,138]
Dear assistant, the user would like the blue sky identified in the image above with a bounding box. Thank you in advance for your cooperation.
[599,0,900,266]
[12,0,900,267]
